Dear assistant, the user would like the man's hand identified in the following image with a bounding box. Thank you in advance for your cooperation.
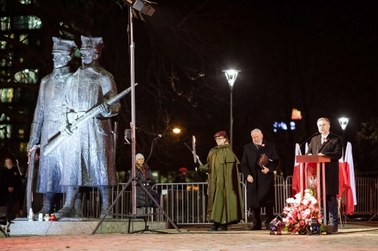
[247,175,254,183]
[99,103,111,117]
[261,166,270,174]
[27,144,40,159]
[8,186,14,193]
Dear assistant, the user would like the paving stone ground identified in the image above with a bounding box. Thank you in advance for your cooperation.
[1,222,378,251]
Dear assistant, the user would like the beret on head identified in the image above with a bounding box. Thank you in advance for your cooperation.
[179,167,188,174]
[213,131,228,139]
[136,153,144,160]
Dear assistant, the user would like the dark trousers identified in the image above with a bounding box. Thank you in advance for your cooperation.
[253,206,274,225]
[327,195,338,226]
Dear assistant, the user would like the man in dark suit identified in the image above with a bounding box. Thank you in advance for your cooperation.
[307,117,342,233]
[241,129,279,230]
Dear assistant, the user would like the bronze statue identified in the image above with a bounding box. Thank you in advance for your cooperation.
[56,36,120,218]
[28,37,77,215]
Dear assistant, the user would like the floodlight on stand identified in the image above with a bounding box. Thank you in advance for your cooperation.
[122,0,155,16]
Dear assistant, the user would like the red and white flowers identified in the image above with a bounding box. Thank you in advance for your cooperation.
[282,189,323,234]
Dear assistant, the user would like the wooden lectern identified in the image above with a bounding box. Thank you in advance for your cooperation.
[296,155,331,224]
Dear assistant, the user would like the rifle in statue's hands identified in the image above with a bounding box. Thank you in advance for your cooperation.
[43,84,137,156]
[26,145,39,215]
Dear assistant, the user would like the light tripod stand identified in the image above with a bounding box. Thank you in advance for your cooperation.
[92,176,180,234]
[92,2,180,234]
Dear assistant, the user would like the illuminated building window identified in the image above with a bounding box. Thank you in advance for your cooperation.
[1,16,43,30]
[19,34,29,45]
[20,142,28,152]
[0,69,11,82]
[0,125,11,139]
[0,113,10,122]
[0,88,14,103]
[14,16,42,30]
[18,128,25,139]
[0,40,6,49]
[14,69,39,84]
[0,58,6,66]
[0,113,11,140]
[0,16,11,30]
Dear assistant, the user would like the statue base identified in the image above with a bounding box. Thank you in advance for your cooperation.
[9,217,168,236]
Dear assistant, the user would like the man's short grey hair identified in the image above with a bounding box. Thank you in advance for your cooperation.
[317,117,330,124]
[251,128,262,135]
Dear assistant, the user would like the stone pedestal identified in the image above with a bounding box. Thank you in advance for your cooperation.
[9,218,168,236]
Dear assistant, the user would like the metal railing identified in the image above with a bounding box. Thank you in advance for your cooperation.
[53,175,378,224]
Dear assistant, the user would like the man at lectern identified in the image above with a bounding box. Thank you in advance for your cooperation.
[307,117,342,233]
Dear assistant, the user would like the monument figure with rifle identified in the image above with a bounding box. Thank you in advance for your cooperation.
[55,36,120,218]
[27,37,77,216]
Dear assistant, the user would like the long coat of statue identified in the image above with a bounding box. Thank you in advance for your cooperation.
[29,66,73,193]
[60,65,119,187]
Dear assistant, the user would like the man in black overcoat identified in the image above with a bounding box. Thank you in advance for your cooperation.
[241,129,279,230]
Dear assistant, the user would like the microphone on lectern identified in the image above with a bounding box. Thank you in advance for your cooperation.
[299,132,320,148]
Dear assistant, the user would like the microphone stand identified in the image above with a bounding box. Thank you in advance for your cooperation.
[299,132,320,152]
[146,135,161,163]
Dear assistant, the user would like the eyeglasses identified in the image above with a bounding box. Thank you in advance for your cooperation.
[215,137,225,141]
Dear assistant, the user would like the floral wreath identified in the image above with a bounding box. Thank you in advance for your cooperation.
[271,188,327,235]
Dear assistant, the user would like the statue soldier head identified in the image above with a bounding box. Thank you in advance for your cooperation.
[80,36,104,66]
[52,37,77,69]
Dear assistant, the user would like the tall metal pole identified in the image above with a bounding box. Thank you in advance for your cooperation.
[229,86,233,146]
[223,69,239,147]
[129,6,137,215]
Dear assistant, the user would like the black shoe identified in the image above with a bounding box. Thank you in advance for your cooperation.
[250,223,262,230]
[219,224,228,231]
[208,223,220,231]
[326,224,338,234]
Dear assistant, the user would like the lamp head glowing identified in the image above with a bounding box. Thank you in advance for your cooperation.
[338,117,349,131]
[223,69,240,88]
[172,127,182,134]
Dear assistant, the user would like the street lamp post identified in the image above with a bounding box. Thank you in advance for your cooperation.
[223,69,240,146]
[338,116,349,158]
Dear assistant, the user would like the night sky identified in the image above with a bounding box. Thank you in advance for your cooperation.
[24,0,378,178]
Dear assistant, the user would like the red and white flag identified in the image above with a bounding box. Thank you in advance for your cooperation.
[338,142,357,215]
[291,143,302,196]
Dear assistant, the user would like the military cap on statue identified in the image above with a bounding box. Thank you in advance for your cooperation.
[52,37,77,54]
[80,35,104,52]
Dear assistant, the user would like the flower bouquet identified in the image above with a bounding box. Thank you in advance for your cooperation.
[281,188,326,234]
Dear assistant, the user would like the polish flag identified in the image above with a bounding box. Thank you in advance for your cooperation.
[291,143,302,196]
[338,142,357,215]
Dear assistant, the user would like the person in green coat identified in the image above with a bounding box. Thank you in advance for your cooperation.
[200,131,243,231]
